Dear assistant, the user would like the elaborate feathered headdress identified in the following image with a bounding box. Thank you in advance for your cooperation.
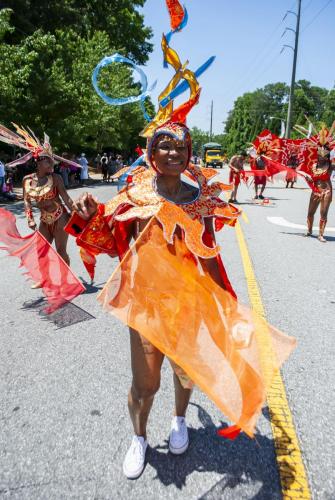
[0,123,81,168]
[294,120,335,158]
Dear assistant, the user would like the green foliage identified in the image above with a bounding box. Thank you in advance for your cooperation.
[223,80,334,157]
[2,0,152,64]
[321,89,335,125]
[0,8,14,41]
[190,127,227,156]
[0,1,153,155]
[190,127,209,156]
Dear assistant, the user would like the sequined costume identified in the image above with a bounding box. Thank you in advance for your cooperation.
[291,123,335,239]
[66,122,296,438]
[0,123,79,265]
[65,1,296,441]
[23,173,69,231]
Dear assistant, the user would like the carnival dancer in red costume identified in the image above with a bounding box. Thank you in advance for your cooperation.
[66,1,296,479]
[247,129,293,201]
[285,144,299,188]
[253,155,267,199]
[228,152,246,203]
[0,124,80,284]
[294,123,335,242]
[248,131,278,200]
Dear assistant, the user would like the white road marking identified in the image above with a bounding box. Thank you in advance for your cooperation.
[267,216,335,232]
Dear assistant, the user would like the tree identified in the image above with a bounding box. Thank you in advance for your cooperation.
[222,80,332,156]
[321,88,335,126]
[2,0,152,64]
[190,127,209,156]
[0,3,154,154]
[0,8,14,41]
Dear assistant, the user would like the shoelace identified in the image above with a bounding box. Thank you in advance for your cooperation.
[171,418,185,434]
[131,439,145,458]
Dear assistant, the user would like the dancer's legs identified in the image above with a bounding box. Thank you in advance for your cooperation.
[319,188,332,242]
[54,213,70,265]
[173,372,192,417]
[306,192,320,236]
[128,328,164,439]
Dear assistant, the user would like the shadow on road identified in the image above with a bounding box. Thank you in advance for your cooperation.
[147,403,288,499]
[21,297,95,329]
[80,279,104,294]
[280,231,335,242]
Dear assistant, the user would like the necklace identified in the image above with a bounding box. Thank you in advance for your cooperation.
[154,177,183,200]
[34,172,49,186]
[311,163,329,177]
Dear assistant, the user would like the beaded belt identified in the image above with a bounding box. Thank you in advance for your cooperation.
[40,205,65,225]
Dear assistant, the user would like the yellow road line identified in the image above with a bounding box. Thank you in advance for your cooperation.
[235,221,311,500]
[241,210,249,224]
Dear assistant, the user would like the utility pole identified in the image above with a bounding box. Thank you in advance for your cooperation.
[285,0,302,138]
[209,100,213,141]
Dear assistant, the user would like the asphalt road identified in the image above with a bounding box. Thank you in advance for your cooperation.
[0,173,334,499]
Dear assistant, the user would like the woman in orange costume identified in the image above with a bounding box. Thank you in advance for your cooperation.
[67,120,295,479]
[65,0,295,478]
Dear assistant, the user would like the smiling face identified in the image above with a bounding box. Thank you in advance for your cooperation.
[152,135,189,176]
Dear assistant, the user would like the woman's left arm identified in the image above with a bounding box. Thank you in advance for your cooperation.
[54,173,73,211]
[199,218,227,289]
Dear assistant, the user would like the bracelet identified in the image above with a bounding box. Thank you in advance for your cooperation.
[25,208,35,226]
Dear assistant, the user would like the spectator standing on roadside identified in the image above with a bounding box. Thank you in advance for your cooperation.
[107,155,117,183]
[79,153,89,185]
[94,153,101,171]
[100,153,108,182]
[59,153,70,188]
[116,154,123,173]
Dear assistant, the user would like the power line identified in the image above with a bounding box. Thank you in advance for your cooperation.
[302,0,334,32]
[285,0,302,138]
[222,1,296,106]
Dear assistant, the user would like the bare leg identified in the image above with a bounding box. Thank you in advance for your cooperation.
[128,328,164,439]
[318,188,332,242]
[259,184,266,197]
[54,214,70,265]
[30,221,54,288]
[233,183,239,201]
[306,193,320,236]
[38,220,53,244]
[173,372,192,417]
[229,184,238,202]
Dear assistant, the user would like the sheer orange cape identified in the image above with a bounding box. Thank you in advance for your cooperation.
[97,217,295,437]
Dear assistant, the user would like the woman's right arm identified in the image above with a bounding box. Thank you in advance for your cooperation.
[23,177,36,231]
[72,192,99,220]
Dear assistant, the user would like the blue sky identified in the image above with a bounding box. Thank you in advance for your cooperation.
[139,0,335,134]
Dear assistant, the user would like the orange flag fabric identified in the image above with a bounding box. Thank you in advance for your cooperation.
[98,218,296,437]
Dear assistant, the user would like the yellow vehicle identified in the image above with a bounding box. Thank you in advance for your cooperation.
[202,142,224,168]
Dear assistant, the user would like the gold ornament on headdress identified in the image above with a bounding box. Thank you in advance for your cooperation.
[140,34,200,138]
[0,123,53,159]
[294,119,335,157]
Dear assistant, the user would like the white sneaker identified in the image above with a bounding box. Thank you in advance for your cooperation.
[122,436,148,479]
[169,416,189,455]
